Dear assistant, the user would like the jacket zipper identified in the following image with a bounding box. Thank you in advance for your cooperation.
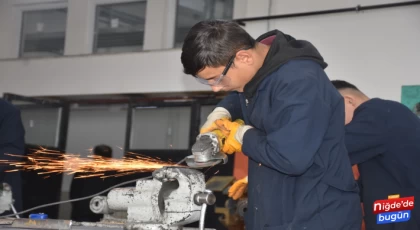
[245,99,249,107]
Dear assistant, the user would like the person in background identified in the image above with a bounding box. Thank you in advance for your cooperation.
[0,99,25,215]
[331,80,420,230]
[70,144,118,222]
[181,20,362,229]
[414,102,420,117]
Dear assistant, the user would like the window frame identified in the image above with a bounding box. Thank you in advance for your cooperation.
[92,0,147,54]
[173,0,235,48]
[124,98,221,160]
[18,7,68,58]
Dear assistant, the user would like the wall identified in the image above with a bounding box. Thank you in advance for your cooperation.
[0,0,209,96]
[248,0,420,101]
[0,49,210,95]
[1,0,419,101]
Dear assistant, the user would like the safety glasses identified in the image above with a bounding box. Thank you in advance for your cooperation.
[194,55,235,86]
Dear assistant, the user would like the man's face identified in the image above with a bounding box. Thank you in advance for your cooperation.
[195,50,256,92]
[341,93,357,125]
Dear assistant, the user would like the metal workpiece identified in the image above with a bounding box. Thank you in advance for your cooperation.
[0,219,216,230]
[75,219,125,230]
[88,167,214,230]
[186,132,228,168]
[11,219,72,229]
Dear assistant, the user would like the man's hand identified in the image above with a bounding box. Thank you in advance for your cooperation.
[212,118,253,154]
[229,176,248,200]
[200,107,231,134]
[214,118,243,153]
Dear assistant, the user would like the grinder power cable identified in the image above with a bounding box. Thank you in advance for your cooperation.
[186,119,244,168]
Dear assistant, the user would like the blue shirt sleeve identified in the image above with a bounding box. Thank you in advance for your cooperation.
[216,92,243,120]
[0,104,25,211]
[242,78,331,175]
[0,107,26,173]
[345,105,387,165]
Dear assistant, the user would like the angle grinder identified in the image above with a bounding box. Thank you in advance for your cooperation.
[186,119,244,168]
[186,130,228,168]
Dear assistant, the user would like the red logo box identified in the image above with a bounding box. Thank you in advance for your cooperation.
[373,196,414,214]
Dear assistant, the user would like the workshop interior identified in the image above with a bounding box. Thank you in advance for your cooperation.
[0,0,419,229]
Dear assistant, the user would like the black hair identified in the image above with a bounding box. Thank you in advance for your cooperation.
[331,80,360,91]
[181,20,256,76]
[93,144,113,158]
[415,102,420,114]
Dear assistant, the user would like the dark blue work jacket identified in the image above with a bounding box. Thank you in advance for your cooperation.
[346,98,420,230]
[217,30,362,230]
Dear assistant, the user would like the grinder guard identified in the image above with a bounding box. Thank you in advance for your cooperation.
[186,132,228,168]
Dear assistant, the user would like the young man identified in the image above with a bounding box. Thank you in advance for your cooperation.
[181,20,362,230]
[331,80,420,230]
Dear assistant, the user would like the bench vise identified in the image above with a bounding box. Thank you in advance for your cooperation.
[90,167,216,230]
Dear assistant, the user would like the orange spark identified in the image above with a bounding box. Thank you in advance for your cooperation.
[0,147,180,179]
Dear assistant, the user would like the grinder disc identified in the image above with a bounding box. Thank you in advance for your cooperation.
[185,157,222,168]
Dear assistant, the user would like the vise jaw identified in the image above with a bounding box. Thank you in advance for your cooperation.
[90,167,215,230]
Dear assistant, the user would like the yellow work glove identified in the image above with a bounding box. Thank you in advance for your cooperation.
[212,118,252,154]
[229,176,248,200]
[200,107,231,134]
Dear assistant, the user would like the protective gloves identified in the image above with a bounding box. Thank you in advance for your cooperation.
[200,107,231,134]
[228,176,248,200]
[210,118,253,154]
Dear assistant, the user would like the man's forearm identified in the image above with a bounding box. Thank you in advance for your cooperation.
[216,92,242,120]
